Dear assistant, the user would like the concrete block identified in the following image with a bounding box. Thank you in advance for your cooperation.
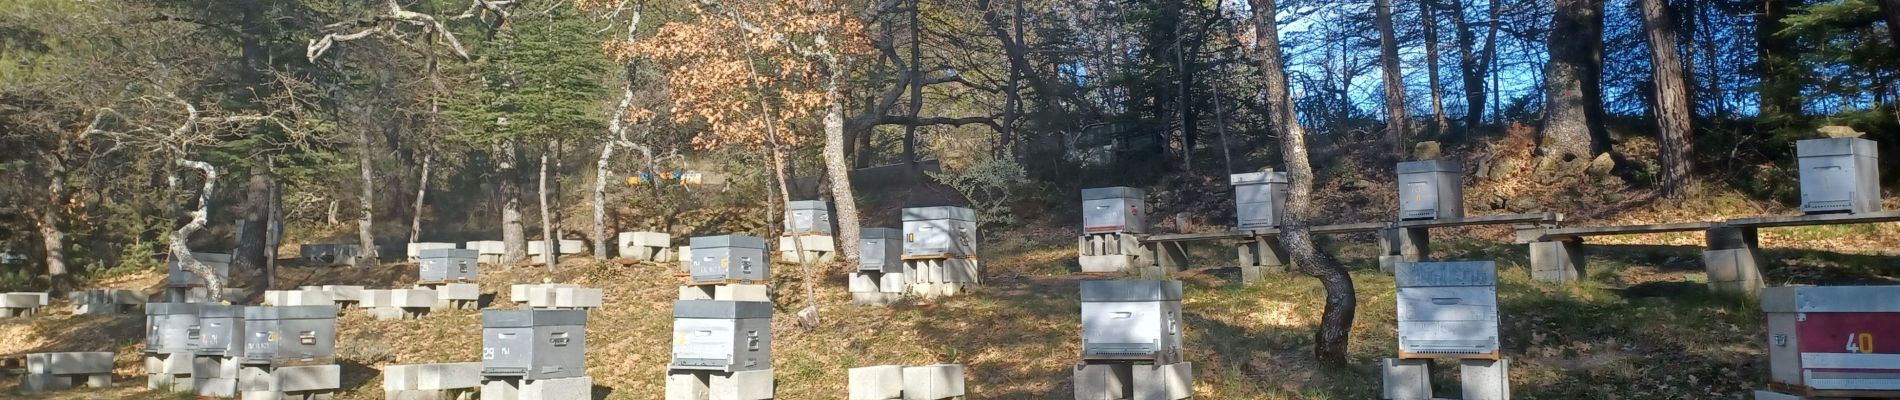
[237,364,340,393]
[28,352,113,375]
[292,288,336,306]
[709,369,774,400]
[1079,255,1137,273]
[385,364,421,391]
[1131,362,1190,400]
[849,365,904,400]
[667,371,711,400]
[432,283,480,301]
[369,307,407,321]
[1751,390,1847,400]
[391,289,439,309]
[715,284,769,302]
[73,303,120,315]
[359,289,393,308]
[1074,363,1129,400]
[483,375,593,400]
[851,292,900,306]
[417,362,483,390]
[467,241,506,255]
[1379,255,1406,274]
[1529,239,1585,283]
[1704,248,1764,294]
[1382,358,1432,400]
[879,273,907,293]
[146,352,193,374]
[194,355,242,379]
[197,376,238,397]
[553,287,603,309]
[1459,358,1510,400]
[87,373,113,388]
[902,364,965,400]
[678,246,693,273]
[149,372,195,392]
[22,373,76,392]
[408,242,458,259]
[321,285,365,302]
[679,286,714,301]
[1,292,45,308]
[849,273,879,292]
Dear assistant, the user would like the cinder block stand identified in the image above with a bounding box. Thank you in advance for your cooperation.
[1377,227,1431,273]
[21,352,113,392]
[666,369,772,400]
[1703,225,1764,294]
[236,364,340,400]
[847,272,906,306]
[1380,357,1510,400]
[901,257,979,299]
[777,235,837,265]
[146,351,195,392]
[1073,361,1192,400]
[1235,236,1290,282]
[1528,238,1585,283]
[1078,233,1148,274]
[418,282,480,310]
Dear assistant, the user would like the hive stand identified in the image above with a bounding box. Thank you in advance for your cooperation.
[21,352,113,392]
[1078,233,1152,275]
[666,370,774,400]
[70,289,145,315]
[618,231,676,262]
[0,292,49,317]
[847,272,907,306]
[466,241,506,265]
[514,284,603,310]
[679,284,770,302]
[146,351,195,392]
[364,289,439,320]
[236,364,340,400]
[417,282,480,310]
[901,256,981,299]
[385,362,482,400]
[528,240,584,265]
[849,364,968,400]
[1380,358,1511,400]
[406,242,458,260]
[1073,362,1193,400]
[1377,213,1563,274]
[778,234,837,265]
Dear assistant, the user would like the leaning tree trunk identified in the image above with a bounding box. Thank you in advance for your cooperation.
[594,140,616,262]
[1250,0,1356,365]
[1539,0,1605,173]
[409,153,431,243]
[355,128,379,267]
[823,77,863,268]
[1374,0,1410,156]
[1640,0,1695,198]
[499,140,529,265]
[172,159,225,301]
[539,141,555,270]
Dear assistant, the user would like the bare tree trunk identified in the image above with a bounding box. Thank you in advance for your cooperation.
[235,169,270,288]
[540,141,555,270]
[1448,0,1485,131]
[172,159,225,300]
[409,153,431,243]
[1422,0,1448,135]
[1374,0,1410,156]
[1213,76,1234,174]
[1540,0,1605,171]
[594,141,616,261]
[904,0,923,166]
[499,140,529,265]
[356,127,379,267]
[1484,0,1501,121]
[1641,0,1695,198]
[1250,0,1356,365]
[266,162,282,290]
[1756,0,1802,121]
[824,76,863,269]
[596,4,646,262]
[38,181,66,291]
[327,200,338,226]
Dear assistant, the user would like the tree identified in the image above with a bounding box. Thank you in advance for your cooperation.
[1756,0,1804,124]
[1539,0,1607,173]
[1641,0,1695,198]
[1422,0,1449,135]
[1374,0,1411,156]
[1446,0,1488,130]
[1882,0,1900,46]
[1249,0,1358,365]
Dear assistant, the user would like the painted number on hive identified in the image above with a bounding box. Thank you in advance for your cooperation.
[1845,333,1874,353]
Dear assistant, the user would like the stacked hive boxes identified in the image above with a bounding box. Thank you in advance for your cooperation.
[193,304,246,397]
[1383,261,1509,400]
[418,248,481,309]
[1073,280,1191,400]
[145,302,199,392]
[481,309,593,399]
[901,206,980,298]
[667,300,774,400]
[1078,187,1152,275]
[848,228,907,305]
[779,200,837,264]
[239,305,342,399]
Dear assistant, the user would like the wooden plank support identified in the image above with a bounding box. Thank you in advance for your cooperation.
[1725,210,1900,228]
[1513,221,1716,244]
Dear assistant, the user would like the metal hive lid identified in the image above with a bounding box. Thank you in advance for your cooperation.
[420,248,479,259]
[1795,137,1876,157]
[1395,261,1497,287]
[673,300,774,319]
[1080,280,1183,301]
[243,305,339,320]
[1761,285,1900,313]
[146,302,201,315]
[1081,187,1145,200]
[198,304,248,318]
[901,206,975,221]
[482,309,589,327]
[787,200,830,211]
[688,234,768,249]
[860,228,902,240]
[1396,159,1461,174]
[1229,171,1289,185]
